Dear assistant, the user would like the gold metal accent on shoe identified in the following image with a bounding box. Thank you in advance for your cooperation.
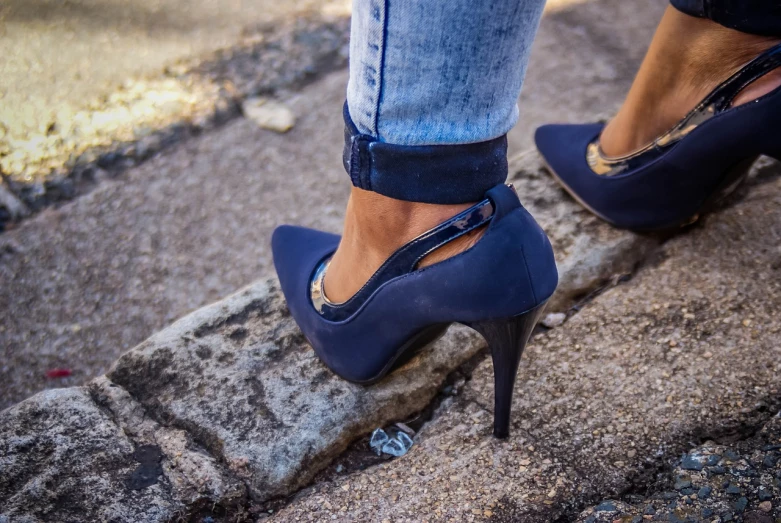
[586,103,717,177]
[310,257,335,313]
[583,41,781,177]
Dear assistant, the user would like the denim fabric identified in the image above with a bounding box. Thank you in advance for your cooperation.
[347,0,546,146]
[670,0,781,37]
[342,104,508,203]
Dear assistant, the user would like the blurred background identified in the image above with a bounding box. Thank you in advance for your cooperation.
[0,0,352,206]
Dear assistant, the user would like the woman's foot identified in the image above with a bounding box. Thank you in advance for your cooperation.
[323,188,486,303]
[600,5,781,158]
[272,183,557,436]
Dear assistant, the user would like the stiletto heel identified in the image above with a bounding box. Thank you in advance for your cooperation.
[464,302,548,439]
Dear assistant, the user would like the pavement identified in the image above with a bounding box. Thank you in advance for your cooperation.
[0,0,346,143]
[0,0,352,219]
[3,158,780,520]
[3,0,781,521]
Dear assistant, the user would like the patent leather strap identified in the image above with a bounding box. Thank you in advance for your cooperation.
[311,197,495,321]
[587,42,781,176]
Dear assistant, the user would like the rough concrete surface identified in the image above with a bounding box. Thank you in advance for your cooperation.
[1,387,183,522]
[0,0,350,182]
[7,0,780,521]
[0,140,664,515]
[0,70,349,411]
[577,412,781,522]
[0,379,248,522]
[271,169,781,522]
[0,0,667,410]
[3,161,779,520]
[0,9,351,217]
[0,153,664,520]
[0,195,657,521]
[105,280,483,503]
[1,0,344,128]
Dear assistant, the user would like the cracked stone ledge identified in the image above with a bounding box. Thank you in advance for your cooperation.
[0,149,663,520]
[265,161,781,521]
[0,9,350,230]
[88,377,247,513]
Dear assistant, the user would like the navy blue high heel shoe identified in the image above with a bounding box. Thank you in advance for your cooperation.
[535,43,781,231]
[272,183,558,438]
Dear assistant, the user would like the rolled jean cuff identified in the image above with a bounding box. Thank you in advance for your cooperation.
[670,0,781,37]
[342,104,508,204]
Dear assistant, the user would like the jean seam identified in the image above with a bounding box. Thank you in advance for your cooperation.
[374,0,390,140]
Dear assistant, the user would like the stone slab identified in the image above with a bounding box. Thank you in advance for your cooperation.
[0,380,246,521]
[0,388,179,522]
[272,168,781,521]
[106,280,485,503]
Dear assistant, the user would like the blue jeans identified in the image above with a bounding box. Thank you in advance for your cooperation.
[347,0,546,146]
[344,0,546,204]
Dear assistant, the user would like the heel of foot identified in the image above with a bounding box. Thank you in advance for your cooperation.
[732,67,781,107]
[417,225,487,269]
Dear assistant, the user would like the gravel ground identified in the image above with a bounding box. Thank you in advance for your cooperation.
[578,413,781,523]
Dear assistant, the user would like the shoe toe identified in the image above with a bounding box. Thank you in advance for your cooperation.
[535,122,620,221]
[534,122,603,183]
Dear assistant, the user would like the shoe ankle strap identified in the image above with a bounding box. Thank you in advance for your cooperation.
[312,196,495,320]
[705,42,781,113]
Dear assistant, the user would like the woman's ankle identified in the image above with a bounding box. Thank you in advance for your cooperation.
[600,6,781,157]
[323,188,484,303]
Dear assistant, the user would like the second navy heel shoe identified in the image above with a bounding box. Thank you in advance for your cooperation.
[535,43,781,232]
[272,183,558,438]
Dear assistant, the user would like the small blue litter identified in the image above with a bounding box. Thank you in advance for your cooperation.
[369,427,415,457]
[369,428,389,455]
